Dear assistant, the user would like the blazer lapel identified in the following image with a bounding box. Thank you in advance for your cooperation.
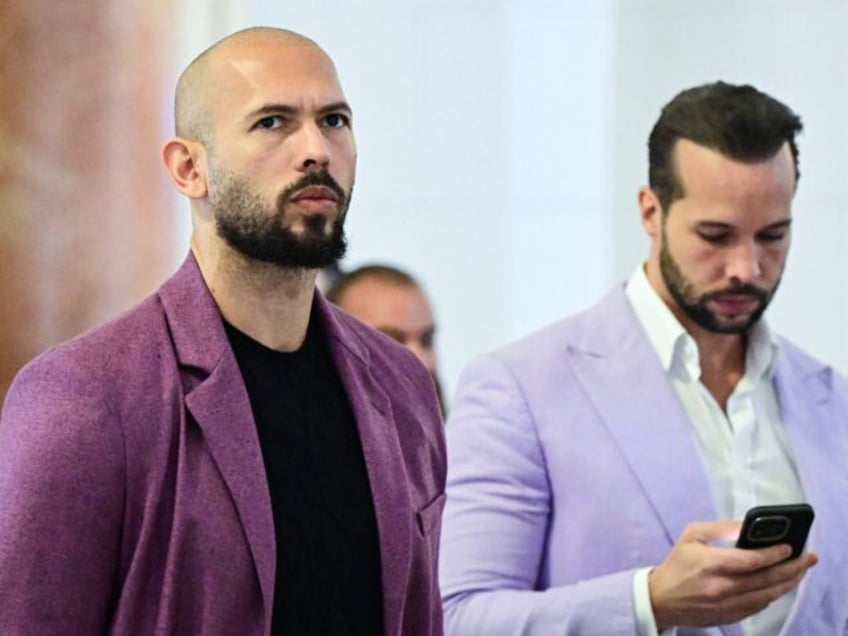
[566,289,716,544]
[184,363,276,616]
[159,255,276,622]
[773,350,848,633]
[317,295,412,636]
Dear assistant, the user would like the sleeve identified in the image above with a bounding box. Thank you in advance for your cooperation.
[439,353,641,635]
[0,357,125,634]
[633,567,678,636]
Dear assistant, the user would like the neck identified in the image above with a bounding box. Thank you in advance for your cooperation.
[689,323,748,411]
[191,237,319,351]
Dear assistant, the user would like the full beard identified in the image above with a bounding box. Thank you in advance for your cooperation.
[210,169,350,269]
[659,235,777,335]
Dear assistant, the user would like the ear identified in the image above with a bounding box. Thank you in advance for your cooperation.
[161,137,208,199]
[638,186,663,238]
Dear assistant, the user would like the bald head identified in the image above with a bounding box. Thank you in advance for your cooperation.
[174,27,325,143]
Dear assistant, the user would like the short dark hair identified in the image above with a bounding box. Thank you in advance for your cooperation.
[326,264,420,304]
[648,81,803,213]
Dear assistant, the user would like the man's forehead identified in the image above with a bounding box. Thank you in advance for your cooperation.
[214,40,340,84]
[195,47,346,128]
[174,29,343,138]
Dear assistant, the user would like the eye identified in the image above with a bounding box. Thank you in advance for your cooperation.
[322,113,350,129]
[254,116,283,130]
[757,229,789,243]
[697,230,731,245]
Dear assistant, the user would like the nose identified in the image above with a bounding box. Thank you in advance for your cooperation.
[296,122,330,172]
[725,239,762,284]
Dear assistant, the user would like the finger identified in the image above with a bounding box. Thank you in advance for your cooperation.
[753,545,817,572]
[720,543,794,574]
[753,551,818,587]
[729,565,808,608]
[724,550,817,595]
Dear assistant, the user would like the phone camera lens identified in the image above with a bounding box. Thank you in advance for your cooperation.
[749,516,790,541]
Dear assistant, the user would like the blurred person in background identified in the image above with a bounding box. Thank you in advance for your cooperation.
[329,264,445,413]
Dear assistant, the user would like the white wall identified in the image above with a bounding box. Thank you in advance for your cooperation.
[176,1,848,400]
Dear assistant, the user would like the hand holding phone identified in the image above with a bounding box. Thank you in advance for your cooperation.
[735,503,814,559]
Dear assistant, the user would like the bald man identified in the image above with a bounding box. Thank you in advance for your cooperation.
[328,265,445,413]
[0,27,446,635]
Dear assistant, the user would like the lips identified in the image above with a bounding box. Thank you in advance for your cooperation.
[285,185,341,215]
[711,293,759,315]
[288,185,340,204]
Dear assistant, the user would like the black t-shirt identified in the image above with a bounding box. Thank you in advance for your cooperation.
[225,314,383,635]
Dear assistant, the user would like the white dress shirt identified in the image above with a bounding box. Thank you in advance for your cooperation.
[625,267,806,636]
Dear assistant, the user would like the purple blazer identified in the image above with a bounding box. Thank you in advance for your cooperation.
[0,254,446,635]
[440,287,848,635]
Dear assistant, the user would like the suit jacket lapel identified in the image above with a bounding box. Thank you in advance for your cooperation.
[159,255,276,623]
[773,348,848,632]
[316,294,412,636]
[566,288,716,544]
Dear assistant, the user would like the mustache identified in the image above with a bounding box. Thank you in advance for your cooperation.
[703,283,769,302]
[277,171,347,206]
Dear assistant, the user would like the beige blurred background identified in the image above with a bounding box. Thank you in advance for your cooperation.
[0,1,181,401]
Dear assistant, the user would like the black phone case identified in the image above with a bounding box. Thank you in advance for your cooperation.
[735,503,814,558]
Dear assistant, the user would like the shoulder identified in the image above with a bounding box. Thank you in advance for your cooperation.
[14,290,167,376]
[774,336,848,399]
[0,302,164,509]
[477,286,632,375]
[3,290,173,435]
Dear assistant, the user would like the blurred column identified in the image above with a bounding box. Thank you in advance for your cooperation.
[0,1,176,402]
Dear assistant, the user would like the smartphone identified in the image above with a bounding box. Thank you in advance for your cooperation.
[735,503,814,559]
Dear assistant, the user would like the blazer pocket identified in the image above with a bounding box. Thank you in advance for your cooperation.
[416,491,446,537]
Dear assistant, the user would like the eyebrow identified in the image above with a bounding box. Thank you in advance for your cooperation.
[696,219,793,232]
[318,101,353,117]
[759,219,792,232]
[246,101,353,121]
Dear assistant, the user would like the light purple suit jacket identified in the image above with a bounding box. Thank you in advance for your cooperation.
[440,287,848,635]
[0,254,446,635]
